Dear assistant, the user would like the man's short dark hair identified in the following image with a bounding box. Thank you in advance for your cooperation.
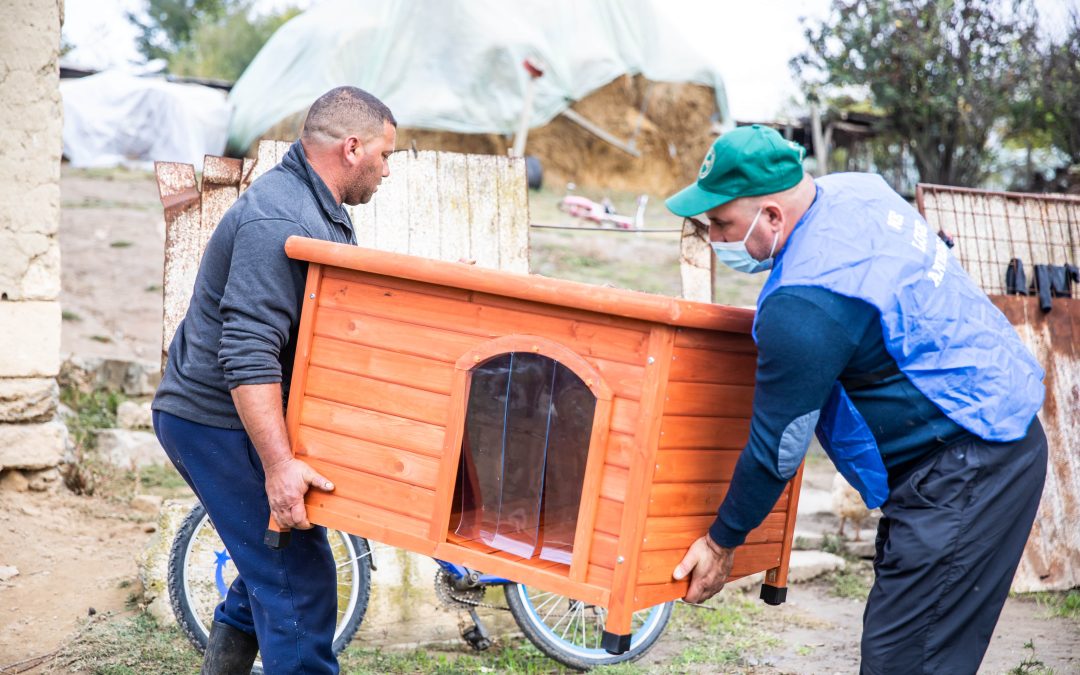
[301,86,397,143]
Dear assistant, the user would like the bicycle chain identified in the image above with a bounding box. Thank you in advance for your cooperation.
[433,570,510,612]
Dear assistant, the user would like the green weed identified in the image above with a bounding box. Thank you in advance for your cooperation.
[51,611,201,675]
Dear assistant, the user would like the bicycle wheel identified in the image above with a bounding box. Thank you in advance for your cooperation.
[504,583,672,671]
[167,503,370,671]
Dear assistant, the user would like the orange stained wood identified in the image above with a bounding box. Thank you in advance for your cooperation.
[668,347,758,384]
[295,425,440,489]
[648,482,791,518]
[286,236,754,333]
[663,381,755,418]
[593,497,624,536]
[651,449,740,484]
[641,512,788,552]
[636,543,783,586]
[765,461,807,590]
[604,431,636,469]
[317,277,654,368]
[428,367,471,542]
[305,457,437,520]
[306,497,436,556]
[673,327,758,353]
[314,307,480,363]
[300,397,445,458]
[308,334,455,394]
[284,263,323,453]
[606,325,676,636]
[569,394,614,583]
[304,365,450,426]
[658,416,751,450]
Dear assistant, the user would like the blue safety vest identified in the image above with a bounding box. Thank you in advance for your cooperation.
[754,173,1044,508]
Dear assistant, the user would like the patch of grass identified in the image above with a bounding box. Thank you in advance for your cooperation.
[1031,589,1080,620]
[795,643,816,656]
[338,639,566,674]
[62,309,82,321]
[59,385,127,496]
[666,595,780,670]
[145,283,162,292]
[90,334,114,343]
[822,562,873,600]
[52,611,201,675]
[134,463,191,499]
[1008,640,1053,674]
[110,240,135,248]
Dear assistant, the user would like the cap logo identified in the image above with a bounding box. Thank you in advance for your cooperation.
[699,147,715,180]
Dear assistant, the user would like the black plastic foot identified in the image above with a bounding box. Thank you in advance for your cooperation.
[264,528,291,549]
[760,583,787,605]
[462,608,491,651]
[601,630,631,655]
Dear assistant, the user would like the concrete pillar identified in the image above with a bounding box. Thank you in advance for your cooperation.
[0,0,67,477]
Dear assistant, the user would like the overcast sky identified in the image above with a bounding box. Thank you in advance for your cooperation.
[62,0,1078,122]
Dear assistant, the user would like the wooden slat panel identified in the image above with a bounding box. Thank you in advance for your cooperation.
[663,382,754,418]
[305,457,436,519]
[589,531,619,569]
[314,306,479,363]
[636,543,783,585]
[304,364,449,426]
[436,152,470,264]
[466,154,501,269]
[642,512,788,552]
[652,449,740,484]
[309,335,455,394]
[317,276,651,366]
[674,328,757,353]
[604,432,635,469]
[498,155,531,273]
[647,482,790,517]
[407,150,441,260]
[300,397,445,458]
[590,358,645,402]
[296,425,440,489]
[586,564,614,588]
[599,465,629,503]
[306,492,430,540]
[594,497,623,536]
[325,262,475,304]
[669,347,757,384]
[658,416,750,450]
[609,398,640,436]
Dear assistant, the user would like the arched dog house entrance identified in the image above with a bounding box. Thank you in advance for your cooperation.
[450,335,613,568]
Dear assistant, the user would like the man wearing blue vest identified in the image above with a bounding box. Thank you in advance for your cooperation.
[668,125,1047,674]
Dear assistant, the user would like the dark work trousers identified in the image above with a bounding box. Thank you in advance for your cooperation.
[860,418,1047,675]
[153,410,338,675]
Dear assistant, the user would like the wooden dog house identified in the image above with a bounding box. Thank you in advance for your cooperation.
[277,236,804,649]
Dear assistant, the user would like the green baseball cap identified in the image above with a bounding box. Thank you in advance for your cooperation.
[666,125,807,218]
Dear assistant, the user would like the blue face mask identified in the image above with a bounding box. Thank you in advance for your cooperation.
[709,207,780,274]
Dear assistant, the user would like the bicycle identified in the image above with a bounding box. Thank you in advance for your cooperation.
[169,502,673,672]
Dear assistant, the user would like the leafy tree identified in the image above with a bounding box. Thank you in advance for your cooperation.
[1038,10,1080,165]
[127,0,298,81]
[792,0,1040,187]
[168,5,300,81]
[128,0,228,63]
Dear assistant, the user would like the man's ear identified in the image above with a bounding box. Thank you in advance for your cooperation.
[343,136,363,165]
[763,202,785,230]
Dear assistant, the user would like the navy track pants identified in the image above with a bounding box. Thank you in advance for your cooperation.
[860,418,1047,674]
[153,410,339,675]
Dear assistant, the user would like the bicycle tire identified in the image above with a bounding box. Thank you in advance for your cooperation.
[167,503,370,672]
[504,582,672,671]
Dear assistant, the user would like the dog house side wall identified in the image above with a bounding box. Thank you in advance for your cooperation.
[632,327,791,609]
[288,264,656,591]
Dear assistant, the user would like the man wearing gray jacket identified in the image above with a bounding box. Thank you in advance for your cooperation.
[153,86,396,674]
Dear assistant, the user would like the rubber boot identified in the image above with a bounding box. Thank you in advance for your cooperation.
[201,621,259,675]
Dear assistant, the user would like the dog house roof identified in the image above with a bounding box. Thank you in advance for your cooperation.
[286,236,753,333]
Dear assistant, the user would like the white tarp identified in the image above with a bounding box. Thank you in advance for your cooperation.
[61,71,230,170]
[228,0,730,151]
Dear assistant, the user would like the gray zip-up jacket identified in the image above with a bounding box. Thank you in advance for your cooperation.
[153,141,356,429]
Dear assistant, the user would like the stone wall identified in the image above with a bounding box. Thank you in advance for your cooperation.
[0,0,67,479]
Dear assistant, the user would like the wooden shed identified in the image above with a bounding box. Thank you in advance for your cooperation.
[277,236,803,648]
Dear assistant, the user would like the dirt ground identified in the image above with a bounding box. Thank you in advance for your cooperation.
[0,167,1076,673]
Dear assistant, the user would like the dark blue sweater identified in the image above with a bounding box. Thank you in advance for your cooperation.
[153,141,356,429]
[709,285,971,548]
